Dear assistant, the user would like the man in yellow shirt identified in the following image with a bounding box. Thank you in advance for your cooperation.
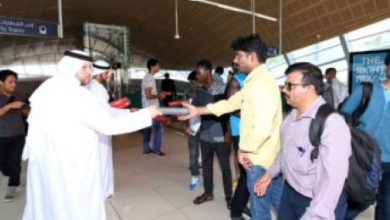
[179,34,282,220]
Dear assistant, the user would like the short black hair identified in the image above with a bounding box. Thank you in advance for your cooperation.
[285,62,324,95]
[196,59,213,72]
[215,66,224,75]
[230,34,267,63]
[187,70,197,81]
[164,73,170,78]
[325,67,336,75]
[146,58,159,70]
[385,51,390,66]
[0,69,18,82]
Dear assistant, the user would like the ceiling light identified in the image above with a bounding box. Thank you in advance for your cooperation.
[174,0,180,40]
[188,0,277,22]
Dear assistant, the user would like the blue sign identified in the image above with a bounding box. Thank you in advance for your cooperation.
[0,16,58,38]
[349,50,388,92]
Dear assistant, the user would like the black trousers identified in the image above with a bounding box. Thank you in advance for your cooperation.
[200,141,232,198]
[230,136,250,217]
[0,135,25,186]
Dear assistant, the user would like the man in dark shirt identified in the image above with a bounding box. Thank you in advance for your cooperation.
[0,69,29,202]
[160,73,176,106]
[191,59,232,209]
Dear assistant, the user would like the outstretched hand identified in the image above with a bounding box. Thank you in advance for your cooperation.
[146,105,162,118]
[177,102,198,121]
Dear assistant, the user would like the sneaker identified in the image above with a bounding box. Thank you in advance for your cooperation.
[188,176,200,191]
[3,186,17,202]
[155,151,166,156]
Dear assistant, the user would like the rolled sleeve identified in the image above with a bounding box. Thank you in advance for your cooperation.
[302,114,351,220]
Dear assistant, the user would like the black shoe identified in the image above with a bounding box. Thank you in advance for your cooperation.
[242,206,251,217]
[193,193,214,205]
[155,151,166,156]
[143,150,153,154]
[226,197,232,209]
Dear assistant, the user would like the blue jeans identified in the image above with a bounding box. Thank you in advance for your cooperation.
[143,120,162,153]
[246,165,283,220]
[278,182,347,220]
[344,162,390,220]
[375,162,390,220]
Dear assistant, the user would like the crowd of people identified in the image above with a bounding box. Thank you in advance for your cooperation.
[0,33,389,220]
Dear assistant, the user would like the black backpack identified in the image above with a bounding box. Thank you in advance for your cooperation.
[309,82,382,204]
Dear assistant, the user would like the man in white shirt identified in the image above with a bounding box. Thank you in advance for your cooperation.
[141,58,167,156]
[22,51,161,220]
[87,60,129,199]
[323,68,348,109]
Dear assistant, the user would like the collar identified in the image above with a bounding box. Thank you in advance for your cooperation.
[291,97,326,120]
[244,64,267,84]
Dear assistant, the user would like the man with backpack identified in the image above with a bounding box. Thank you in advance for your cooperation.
[255,62,351,220]
[341,51,390,220]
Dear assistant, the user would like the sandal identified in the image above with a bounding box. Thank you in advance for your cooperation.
[193,193,214,205]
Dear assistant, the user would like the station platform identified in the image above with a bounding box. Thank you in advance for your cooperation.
[0,128,374,220]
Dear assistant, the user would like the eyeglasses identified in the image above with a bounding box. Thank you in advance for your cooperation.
[284,82,311,91]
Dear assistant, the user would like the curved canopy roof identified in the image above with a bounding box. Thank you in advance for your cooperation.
[1,0,390,69]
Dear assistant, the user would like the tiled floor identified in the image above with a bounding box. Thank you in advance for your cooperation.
[0,129,374,219]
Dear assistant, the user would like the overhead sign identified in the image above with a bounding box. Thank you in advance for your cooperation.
[0,16,58,38]
[349,50,388,92]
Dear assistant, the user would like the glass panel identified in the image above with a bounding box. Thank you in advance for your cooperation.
[266,55,286,68]
[344,18,390,41]
[276,76,286,86]
[8,61,25,76]
[290,37,340,59]
[269,63,289,79]
[23,64,42,76]
[347,31,390,52]
[129,68,190,82]
[294,45,344,65]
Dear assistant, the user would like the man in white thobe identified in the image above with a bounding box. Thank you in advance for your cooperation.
[87,60,127,199]
[22,51,160,220]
